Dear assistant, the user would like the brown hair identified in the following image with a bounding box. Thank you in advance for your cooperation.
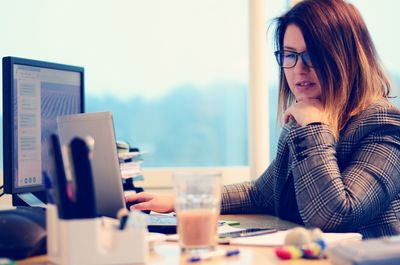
[274,0,390,137]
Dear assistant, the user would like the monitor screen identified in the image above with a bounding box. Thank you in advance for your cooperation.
[2,56,84,196]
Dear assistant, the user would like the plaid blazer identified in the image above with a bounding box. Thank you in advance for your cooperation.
[221,100,400,239]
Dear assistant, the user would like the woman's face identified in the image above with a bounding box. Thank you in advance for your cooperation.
[283,24,322,101]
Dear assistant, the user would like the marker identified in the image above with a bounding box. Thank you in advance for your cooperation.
[188,249,240,262]
[219,220,240,226]
[70,137,97,219]
[117,208,130,230]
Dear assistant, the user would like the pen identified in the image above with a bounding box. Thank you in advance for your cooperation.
[219,227,277,238]
[188,249,240,262]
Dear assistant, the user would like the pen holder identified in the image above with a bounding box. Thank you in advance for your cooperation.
[47,204,149,265]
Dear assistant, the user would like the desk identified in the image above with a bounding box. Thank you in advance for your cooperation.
[18,214,332,265]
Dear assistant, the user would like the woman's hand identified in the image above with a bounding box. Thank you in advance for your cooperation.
[125,192,175,213]
[283,98,327,126]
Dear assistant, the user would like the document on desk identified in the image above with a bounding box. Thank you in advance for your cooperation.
[226,229,362,247]
[167,224,362,247]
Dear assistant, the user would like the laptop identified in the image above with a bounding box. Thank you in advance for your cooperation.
[56,112,177,233]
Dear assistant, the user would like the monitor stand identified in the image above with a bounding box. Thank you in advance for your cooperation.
[13,191,47,207]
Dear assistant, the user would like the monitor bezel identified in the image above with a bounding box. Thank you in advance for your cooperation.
[2,56,85,194]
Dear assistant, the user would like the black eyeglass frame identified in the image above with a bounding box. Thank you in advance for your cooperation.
[274,50,314,69]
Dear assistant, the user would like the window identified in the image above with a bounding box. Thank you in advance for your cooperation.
[81,1,250,168]
[0,0,253,186]
[267,1,289,158]
[349,0,400,105]
[4,1,393,190]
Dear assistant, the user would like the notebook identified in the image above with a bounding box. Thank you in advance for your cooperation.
[57,112,177,233]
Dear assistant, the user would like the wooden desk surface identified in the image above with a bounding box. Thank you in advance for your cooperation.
[18,214,332,265]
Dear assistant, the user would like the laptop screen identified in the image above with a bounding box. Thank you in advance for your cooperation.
[56,112,125,218]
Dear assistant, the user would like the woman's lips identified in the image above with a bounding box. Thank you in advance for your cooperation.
[295,81,315,91]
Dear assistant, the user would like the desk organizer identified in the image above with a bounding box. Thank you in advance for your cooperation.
[47,205,149,265]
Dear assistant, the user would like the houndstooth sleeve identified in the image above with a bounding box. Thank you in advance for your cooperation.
[287,108,400,232]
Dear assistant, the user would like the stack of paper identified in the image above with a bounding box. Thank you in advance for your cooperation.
[119,152,145,181]
[116,141,145,190]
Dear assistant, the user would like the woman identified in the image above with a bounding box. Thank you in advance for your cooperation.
[126,0,400,239]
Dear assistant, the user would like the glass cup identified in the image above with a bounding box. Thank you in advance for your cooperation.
[173,171,222,254]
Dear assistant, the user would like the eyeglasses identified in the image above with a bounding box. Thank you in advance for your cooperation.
[274,50,314,69]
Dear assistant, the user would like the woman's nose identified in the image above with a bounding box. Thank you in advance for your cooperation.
[293,57,310,74]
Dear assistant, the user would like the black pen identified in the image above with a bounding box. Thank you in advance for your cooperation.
[117,208,130,230]
[188,249,240,262]
[219,228,277,239]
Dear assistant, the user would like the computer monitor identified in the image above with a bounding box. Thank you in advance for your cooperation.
[2,56,84,206]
